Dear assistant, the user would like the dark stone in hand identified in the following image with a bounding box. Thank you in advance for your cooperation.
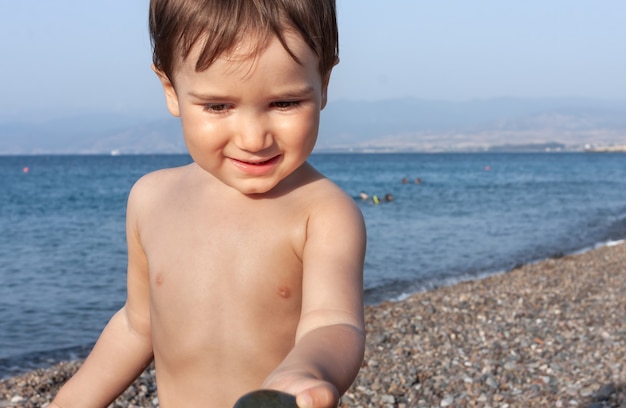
[234,389,298,408]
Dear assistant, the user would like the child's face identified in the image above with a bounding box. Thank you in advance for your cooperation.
[156,31,330,195]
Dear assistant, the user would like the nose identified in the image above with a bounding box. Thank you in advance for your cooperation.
[234,111,273,152]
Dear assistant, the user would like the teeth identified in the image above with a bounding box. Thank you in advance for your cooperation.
[246,158,271,165]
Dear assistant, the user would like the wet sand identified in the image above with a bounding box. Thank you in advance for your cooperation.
[1,242,625,407]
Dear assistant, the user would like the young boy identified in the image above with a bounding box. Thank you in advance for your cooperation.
[50,0,366,407]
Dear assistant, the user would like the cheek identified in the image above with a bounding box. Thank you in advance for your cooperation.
[180,111,223,145]
[298,111,321,148]
[276,111,320,145]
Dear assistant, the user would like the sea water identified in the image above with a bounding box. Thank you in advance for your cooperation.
[1,153,625,377]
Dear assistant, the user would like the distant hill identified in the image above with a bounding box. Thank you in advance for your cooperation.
[1,98,625,154]
[0,115,185,155]
[316,97,626,152]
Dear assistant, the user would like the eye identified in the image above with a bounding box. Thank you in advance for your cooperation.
[203,103,230,113]
[271,101,300,110]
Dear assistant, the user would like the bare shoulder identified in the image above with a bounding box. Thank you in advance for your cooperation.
[125,165,193,223]
[297,168,365,234]
[130,165,189,197]
[310,178,360,213]
[130,163,195,200]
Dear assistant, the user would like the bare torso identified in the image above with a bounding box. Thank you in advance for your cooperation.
[133,162,332,406]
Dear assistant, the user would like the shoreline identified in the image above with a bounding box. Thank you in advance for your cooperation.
[371,238,626,307]
[347,240,626,407]
[2,242,625,407]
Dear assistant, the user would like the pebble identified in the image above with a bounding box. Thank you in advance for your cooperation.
[1,243,625,407]
[440,395,454,406]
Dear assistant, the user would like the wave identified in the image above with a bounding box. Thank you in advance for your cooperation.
[0,344,93,379]
[367,237,626,306]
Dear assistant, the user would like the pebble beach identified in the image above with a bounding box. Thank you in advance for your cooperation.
[1,242,625,407]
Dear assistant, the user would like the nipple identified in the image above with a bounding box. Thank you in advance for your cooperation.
[276,286,291,299]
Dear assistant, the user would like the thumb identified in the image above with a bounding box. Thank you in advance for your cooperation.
[295,383,339,408]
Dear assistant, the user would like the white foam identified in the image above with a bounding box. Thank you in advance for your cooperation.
[385,238,626,304]
[605,239,625,247]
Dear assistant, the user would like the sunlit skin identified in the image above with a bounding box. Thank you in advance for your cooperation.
[160,31,327,197]
[50,31,366,408]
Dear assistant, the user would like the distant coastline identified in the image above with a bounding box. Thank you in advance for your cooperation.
[2,144,626,155]
[584,144,626,153]
[315,142,626,154]
[1,97,625,155]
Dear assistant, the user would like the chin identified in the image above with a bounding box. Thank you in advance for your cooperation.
[233,180,280,196]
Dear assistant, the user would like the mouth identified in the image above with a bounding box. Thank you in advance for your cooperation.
[236,156,280,166]
[230,155,281,176]
[233,155,280,166]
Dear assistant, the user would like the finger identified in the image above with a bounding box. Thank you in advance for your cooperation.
[295,383,339,408]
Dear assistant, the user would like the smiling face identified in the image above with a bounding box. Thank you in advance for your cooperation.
[155,31,330,196]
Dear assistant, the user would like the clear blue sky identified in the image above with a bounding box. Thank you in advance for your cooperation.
[1,1,625,120]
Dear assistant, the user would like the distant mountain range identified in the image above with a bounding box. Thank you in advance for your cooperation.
[1,97,625,154]
[317,97,626,152]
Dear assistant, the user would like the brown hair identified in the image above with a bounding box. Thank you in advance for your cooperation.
[149,0,338,81]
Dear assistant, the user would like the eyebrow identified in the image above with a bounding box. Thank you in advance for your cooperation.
[271,86,316,99]
[187,91,228,100]
[188,86,316,101]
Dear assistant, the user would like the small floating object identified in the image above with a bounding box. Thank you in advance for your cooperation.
[23,166,29,173]
[233,390,297,408]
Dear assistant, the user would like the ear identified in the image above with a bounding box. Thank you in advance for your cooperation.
[320,56,339,110]
[152,64,180,117]
[320,70,332,110]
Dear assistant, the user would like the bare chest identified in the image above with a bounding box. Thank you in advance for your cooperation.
[140,197,306,318]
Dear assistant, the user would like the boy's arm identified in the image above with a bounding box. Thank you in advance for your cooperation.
[264,193,367,408]
[51,184,153,408]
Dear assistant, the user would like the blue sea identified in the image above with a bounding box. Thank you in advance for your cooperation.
[1,153,625,378]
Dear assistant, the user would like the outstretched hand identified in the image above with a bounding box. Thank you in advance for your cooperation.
[263,371,340,408]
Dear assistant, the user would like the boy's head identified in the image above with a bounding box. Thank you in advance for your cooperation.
[149,0,338,82]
